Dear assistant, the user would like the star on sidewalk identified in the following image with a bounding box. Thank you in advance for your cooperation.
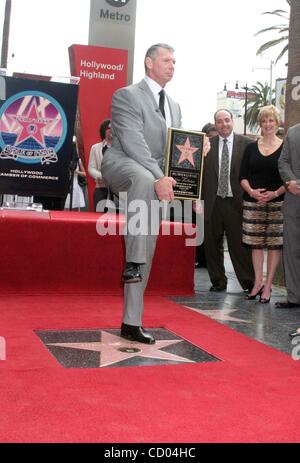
[47,331,195,368]
[185,306,252,324]
[176,137,199,167]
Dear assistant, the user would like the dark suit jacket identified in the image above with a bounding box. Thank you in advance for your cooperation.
[202,133,252,221]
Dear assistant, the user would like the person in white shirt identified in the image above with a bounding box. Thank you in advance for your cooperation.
[88,119,112,211]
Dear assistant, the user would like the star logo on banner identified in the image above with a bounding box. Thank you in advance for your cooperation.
[12,99,52,147]
[47,331,195,368]
[185,306,252,324]
[176,137,199,167]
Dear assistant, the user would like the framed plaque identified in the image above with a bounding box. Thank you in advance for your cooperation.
[165,128,205,200]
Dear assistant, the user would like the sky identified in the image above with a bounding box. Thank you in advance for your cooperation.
[0,0,289,129]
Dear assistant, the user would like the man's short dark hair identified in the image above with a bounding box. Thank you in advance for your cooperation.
[214,109,233,121]
[99,119,111,141]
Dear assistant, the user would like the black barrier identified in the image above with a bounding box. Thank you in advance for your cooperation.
[0,75,78,198]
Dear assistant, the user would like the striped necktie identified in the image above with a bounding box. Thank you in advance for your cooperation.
[217,138,229,198]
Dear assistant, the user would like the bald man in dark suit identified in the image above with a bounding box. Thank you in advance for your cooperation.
[202,109,254,292]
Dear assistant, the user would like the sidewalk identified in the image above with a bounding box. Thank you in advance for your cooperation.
[172,252,299,356]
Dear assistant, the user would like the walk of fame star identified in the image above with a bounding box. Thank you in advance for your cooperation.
[36,328,220,368]
[12,99,52,147]
[47,331,195,368]
[186,306,252,324]
[176,137,199,167]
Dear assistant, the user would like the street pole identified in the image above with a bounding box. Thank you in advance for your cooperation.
[244,84,248,136]
[1,0,12,68]
[252,59,274,104]
[269,60,273,104]
[224,81,249,135]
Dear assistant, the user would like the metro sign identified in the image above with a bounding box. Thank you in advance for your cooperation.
[106,0,130,6]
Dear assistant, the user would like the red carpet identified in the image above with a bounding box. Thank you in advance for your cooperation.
[0,210,195,296]
[1,294,300,443]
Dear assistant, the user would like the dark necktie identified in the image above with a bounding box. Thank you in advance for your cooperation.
[102,144,108,155]
[159,89,166,119]
[217,138,229,198]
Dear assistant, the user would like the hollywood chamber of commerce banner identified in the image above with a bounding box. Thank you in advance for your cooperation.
[0,75,78,198]
[69,44,128,209]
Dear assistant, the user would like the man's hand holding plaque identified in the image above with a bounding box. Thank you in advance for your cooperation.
[154,176,177,202]
[164,128,206,200]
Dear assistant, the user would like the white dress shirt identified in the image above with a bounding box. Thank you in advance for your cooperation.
[218,131,234,197]
[144,75,172,127]
[88,141,108,188]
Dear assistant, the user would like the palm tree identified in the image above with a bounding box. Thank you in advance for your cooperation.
[245,81,275,131]
[1,0,12,68]
[255,0,290,63]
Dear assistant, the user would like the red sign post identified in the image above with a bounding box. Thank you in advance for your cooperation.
[69,44,128,209]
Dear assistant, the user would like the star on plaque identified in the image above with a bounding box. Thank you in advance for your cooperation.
[176,137,199,167]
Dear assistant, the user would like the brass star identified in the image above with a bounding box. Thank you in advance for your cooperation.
[47,331,195,367]
[185,306,252,324]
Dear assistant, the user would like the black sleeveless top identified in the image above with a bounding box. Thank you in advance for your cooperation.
[239,141,284,202]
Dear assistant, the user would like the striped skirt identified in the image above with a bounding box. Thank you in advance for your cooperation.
[242,200,283,249]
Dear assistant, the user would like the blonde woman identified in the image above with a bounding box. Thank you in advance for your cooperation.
[239,105,286,303]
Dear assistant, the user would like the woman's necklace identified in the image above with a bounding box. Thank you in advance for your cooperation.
[258,137,282,156]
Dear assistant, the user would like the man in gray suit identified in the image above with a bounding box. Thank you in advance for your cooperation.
[202,109,254,292]
[101,44,181,344]
[276,123,300,309]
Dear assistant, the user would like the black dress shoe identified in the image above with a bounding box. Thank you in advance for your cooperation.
[275,301,300,309]
[120,323,155,344]
[289,330,300,339]
[122,262,142,283]
[209,283,227,292]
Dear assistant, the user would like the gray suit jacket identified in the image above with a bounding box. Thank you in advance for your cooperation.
[278,123,300,217]
[202,133,252,221]
[103,79,182,180]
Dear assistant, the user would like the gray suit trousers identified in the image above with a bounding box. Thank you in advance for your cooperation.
[102,155,161,325]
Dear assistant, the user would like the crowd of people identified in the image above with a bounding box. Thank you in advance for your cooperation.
[104,43,300,344]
